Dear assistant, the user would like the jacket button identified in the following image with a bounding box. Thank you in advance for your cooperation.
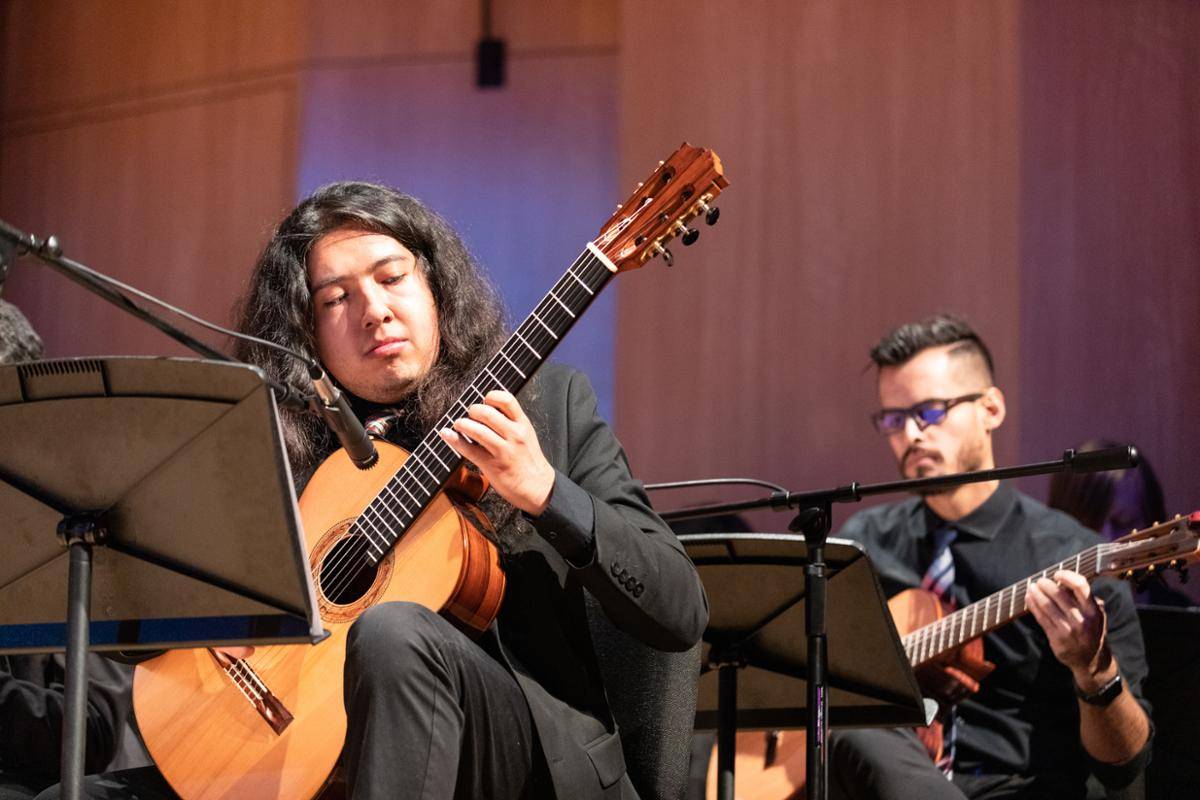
[633,584,644,597]
[611,561,621,576]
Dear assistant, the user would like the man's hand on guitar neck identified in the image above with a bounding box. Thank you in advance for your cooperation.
[1025,570,1112,687]
[1026,570,1150,766]
[439,390,556,517]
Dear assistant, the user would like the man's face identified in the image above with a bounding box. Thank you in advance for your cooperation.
[308,227,440,404]
[876,344,1003,482]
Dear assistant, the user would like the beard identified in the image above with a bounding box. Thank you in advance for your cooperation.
[900,435,988,496]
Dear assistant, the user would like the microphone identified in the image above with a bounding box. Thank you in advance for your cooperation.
[308,364,378,470]
[1064,445,1139,474]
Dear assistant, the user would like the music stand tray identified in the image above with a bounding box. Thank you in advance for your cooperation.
[0,357,323,795]
[681,533,926,799]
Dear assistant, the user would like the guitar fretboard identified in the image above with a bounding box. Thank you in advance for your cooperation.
[902,540,1132,666]
[348,244,616,561]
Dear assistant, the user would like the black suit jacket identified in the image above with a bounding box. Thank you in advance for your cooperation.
[493,363,709,799]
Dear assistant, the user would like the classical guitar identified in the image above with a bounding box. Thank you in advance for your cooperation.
[706,513,1200,799]
[133,143,728,800]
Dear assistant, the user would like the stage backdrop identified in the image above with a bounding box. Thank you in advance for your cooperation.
[613,0,1199,559]
[2,1,1196,574]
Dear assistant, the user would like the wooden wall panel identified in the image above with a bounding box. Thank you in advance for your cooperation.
[1017,1,1200,519]
[1,83,299,356]
[615,0,1022,526]
[2,0,306,120]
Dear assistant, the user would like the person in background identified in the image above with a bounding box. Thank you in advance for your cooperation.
[830,314,1152,800]
[1049,439,1192,607]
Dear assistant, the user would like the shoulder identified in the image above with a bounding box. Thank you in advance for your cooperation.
[838,497,921,544]
[1010,489,1103,554]
[524,362,596,418]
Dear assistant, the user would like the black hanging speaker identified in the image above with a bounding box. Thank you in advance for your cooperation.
[477,37,505,88]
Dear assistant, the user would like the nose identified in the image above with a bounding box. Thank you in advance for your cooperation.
[360,284,394,328]
[901,413,925,443]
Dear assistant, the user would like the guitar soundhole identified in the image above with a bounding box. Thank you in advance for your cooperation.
[318,535,381,605]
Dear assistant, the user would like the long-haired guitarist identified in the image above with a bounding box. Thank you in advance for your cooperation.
[829,314,1152,800]
[46,182,708,800]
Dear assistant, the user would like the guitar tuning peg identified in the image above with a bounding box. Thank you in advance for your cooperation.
[652,241,674,266]
[672,220,700,246]
[696,199,720,225]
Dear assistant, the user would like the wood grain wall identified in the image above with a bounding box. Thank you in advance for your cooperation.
[2,1,1195,534]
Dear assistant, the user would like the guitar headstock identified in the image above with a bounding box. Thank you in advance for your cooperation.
[593,143,728,271]
[1098,512,1200,580]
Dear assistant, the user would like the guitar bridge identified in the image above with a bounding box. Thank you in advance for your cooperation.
[209,650,294,736]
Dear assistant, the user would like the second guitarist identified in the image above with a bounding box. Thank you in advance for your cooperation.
[831,315,1152,800]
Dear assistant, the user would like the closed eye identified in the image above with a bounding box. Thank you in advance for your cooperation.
[322,293,348,308]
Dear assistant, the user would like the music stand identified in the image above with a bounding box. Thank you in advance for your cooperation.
[681,533,926,800]
[0,357,324,800]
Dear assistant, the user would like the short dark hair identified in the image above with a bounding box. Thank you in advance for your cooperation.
[869,313,994,381]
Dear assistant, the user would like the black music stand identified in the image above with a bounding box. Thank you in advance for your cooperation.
[0,357,324,800]
[681,533,927,800]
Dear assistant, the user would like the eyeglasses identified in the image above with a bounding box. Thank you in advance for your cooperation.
[870,393,985,435]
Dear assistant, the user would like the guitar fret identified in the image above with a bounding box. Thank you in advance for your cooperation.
[408,451,439,483]
[482,365,507,393]
[513,330,541,359]
[548,290,577,318]
[499,350,526,378]
[531,311,560,340]
[568,268,595,295]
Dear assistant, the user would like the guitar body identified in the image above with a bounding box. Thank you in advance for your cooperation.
[704,588,994,800]
[133,440,505,800]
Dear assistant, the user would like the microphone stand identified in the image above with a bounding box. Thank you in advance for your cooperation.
[657,445,1139,800]
[0,218,310,409]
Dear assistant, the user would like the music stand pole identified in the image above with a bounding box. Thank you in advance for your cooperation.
[790,504,832,800]
[59,515,103,800]
[659,446,1139,800]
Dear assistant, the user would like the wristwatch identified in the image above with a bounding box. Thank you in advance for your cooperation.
[1075,672,1123,707]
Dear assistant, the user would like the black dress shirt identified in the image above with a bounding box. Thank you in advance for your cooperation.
[837,483,1152,790]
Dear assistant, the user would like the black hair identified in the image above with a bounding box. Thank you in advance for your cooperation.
[869,313,995,381]
[233,181,508,478]
[1048,438,1167,536]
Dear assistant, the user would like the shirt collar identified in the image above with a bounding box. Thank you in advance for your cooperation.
[914,482,1018,541]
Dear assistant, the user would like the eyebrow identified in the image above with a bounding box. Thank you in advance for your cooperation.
[310,255,410,293]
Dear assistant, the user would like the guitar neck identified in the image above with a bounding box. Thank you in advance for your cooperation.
[356,244,617,559]
[903,542,1114,667]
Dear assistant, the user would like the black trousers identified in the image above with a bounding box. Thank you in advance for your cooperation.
[830,728,1066,800]
[342,601,544,800]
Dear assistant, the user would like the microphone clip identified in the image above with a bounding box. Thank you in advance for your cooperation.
[309,365,379,470]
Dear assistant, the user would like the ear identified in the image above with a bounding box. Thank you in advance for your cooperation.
[979,386,1006,433]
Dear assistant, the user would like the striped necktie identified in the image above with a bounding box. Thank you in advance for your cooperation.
[921,524,958,607]
[922,523,958,776]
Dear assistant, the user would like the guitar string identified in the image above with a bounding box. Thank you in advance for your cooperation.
[907,543,1107,664]
[313,249,609,608]
[312,249,606,605]
[310,250,604,604]
[250,252,607,675]
[312,246,604,600]
[904,539,1143,665]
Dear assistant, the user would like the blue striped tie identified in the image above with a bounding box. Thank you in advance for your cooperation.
[922,523,958,776]
[921,525,958,606]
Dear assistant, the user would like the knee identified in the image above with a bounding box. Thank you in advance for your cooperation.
[346,602,445,676]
